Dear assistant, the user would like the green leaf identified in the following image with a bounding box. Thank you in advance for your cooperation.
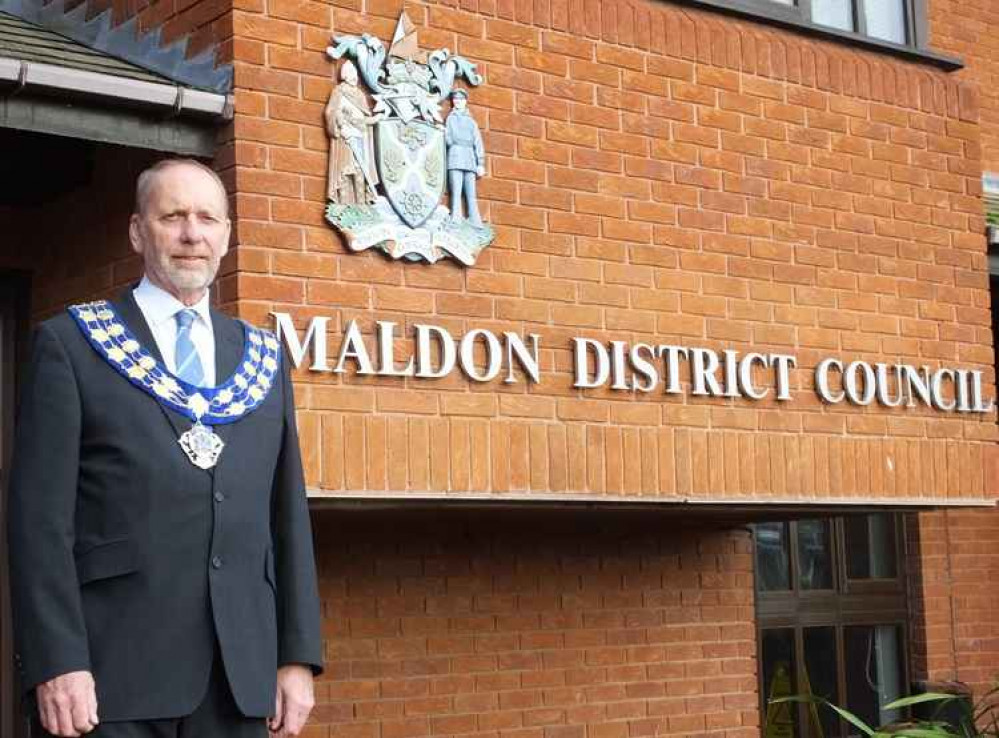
[887,728,961,738]
[772,696,878,736]
[884,693,959,710]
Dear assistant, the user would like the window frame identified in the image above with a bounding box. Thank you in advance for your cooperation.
[754,515,911,737]
[674,0,961,71]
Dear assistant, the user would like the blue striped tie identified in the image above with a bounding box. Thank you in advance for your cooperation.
[174,309,205,387]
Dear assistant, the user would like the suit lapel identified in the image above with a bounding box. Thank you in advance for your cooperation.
[207,308,245,452]
[115,290,166,366]
[212,307,244,382]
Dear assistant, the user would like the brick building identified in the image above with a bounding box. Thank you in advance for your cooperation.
[1,0,998,735]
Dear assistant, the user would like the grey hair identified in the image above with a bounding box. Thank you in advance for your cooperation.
[134,158,229,217]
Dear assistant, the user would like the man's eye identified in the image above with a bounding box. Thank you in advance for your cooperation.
[163,213,183,221]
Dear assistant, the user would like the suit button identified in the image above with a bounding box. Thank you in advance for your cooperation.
[211,556,223,569]
[214,491,225,503]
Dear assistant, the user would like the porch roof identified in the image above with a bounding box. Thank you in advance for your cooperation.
[0,11,230,156]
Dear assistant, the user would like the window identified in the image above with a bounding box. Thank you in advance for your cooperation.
[680,0,958,69]
[755,514,909,737]
[986,174,999,378]
[807,0,910,42]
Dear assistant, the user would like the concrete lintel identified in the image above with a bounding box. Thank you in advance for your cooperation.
[306,488,997,510]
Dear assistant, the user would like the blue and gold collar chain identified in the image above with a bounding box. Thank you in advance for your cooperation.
[68,301,282,469]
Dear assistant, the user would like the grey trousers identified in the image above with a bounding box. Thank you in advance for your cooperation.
[449,169,482,226]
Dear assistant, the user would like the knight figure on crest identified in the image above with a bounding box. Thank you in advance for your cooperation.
[324,12,495,265]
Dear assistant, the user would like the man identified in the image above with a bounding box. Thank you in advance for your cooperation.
[7,159,322,737]
[444,88,486,227]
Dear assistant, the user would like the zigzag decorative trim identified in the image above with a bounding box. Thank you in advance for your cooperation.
[0,0,231,93]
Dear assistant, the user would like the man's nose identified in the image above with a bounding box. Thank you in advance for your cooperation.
[179,214,203,242]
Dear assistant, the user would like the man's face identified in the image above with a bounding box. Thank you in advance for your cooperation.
[129,164,231,303]
[453,95,467,110]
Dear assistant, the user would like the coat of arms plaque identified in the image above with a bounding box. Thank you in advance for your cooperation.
[324,13,494,265]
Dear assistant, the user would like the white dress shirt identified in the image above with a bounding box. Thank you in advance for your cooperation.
[132,276,217,386]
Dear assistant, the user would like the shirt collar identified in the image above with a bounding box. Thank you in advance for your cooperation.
[133,275,212,329]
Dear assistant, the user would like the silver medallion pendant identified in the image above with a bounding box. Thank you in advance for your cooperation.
[178,421,224,470]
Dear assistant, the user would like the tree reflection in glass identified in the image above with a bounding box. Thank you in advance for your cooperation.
[797,519,834,590]
[755,522,791,591]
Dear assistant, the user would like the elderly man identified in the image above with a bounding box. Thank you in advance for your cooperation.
[7,159,322,737]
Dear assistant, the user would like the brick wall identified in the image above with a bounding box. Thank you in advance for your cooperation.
[910,0,999,706]
[930,0,999,171]
[228,0,996,504]
[908,508,999,703]
[312,508,758,738]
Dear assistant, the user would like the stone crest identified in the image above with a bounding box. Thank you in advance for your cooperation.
[324,13,494,265]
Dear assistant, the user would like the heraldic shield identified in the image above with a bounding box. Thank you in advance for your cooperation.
[376,119,445,229]
[324,11,494,265]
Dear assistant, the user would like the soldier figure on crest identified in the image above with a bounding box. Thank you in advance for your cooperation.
[445,88,485,227]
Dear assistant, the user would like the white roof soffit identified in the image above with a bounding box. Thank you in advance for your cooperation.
[0,57,231,120]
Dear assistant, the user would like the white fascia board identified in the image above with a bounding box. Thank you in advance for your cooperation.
[0,57,229,119]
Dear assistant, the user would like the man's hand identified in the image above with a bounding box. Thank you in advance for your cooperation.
[268,665,315,737]
[36,670,98,737]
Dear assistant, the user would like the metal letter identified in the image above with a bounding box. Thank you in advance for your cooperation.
[875,363,905,408]
[333,319,376,375]
[459,329,503,382]
[415,324,456,378]
[954,369,972,412]
[899,365,932,407]
[930,368,957,411]
[843,361,876,405]
[376,321,415,376]
[970,371,996,413]
[503,332,540,384]
[690,348,722,397]
[630,344,659,393]
[610,341,630,391]
[656,345,689,395]
[738,353,770,400]
[573,339,609,389]
[815,358,845,403]
[721,350,741,398]
[271,312,330,371]
[772,354,797,401]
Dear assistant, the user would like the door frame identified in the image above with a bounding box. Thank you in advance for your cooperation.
[0,270,30,737]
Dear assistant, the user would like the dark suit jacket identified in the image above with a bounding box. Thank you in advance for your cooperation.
[7,291,323,721]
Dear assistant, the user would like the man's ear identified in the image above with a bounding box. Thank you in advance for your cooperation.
[222,218,233,258]
[128,214,143,255]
